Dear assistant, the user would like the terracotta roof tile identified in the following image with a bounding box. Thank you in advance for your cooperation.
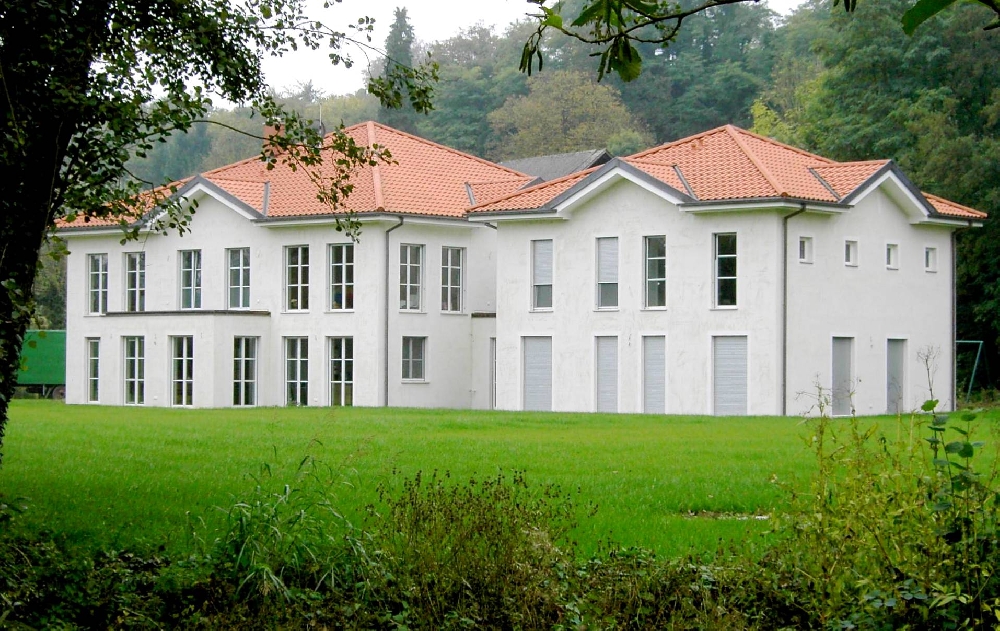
[811,161,889,199]
[470,169,595,212]
[924,193,988,219]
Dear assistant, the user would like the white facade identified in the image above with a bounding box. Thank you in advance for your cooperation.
[62,143,977,417]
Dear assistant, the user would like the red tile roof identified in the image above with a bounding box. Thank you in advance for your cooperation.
[470,125,987,219]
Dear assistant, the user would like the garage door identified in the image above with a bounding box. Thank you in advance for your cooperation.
[713,336,747,415]
[523,336,552,411]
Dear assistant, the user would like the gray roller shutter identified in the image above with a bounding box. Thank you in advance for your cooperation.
[643,336,666,414]
[533,240,552,285]
[832,337,854,416]
[596,336,618,412]
[713,336,747,415]
[523,336,552,411]
[887,339,906,414]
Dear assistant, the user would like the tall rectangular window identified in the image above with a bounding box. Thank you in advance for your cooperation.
[286,245,310,310]
[171,336,194,406]
[228,248,250,309]
[233,337,257,406]
[86,338,100,403]
[531,239,553,310]
[179,250,202,309]
[441,247,463,312]
[798,236,814,264]
[644,236,666,308]
[925,247,938,272]
[845,240,859,267]
[402,336,426,381]
[125,252,145,312]
[886,243,899,270]
[714,233,737,307]
[329,244,354,310]
[329,337,354,406]
[596,237,619,309]
[123,336,145,405]
[88,254,108,315]
[400,244,423,310]
[285,337,308,405]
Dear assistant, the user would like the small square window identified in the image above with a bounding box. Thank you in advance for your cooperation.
[886,243,899,270]
[925,247,938,273]
[798,237,813,264]
[845,240,858,267]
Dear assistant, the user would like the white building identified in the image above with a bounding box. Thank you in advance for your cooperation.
[61,123,985,415]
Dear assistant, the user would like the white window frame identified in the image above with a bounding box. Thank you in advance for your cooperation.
[86,337,100,403]
[170,335,194,406]
[886,243,899,270]
[87,254,108,315]
[285,245,310,311]
[531,239,553,311]
[845,240,859,267]
[441,246,464,313]
[400,244,423,311]
[644,235,666,309]
[228,248,251,309]
[123,336,145,405]
[596,237,619,310]
[714,233,737,308]
[329,336,354,406]
[124,252,145,312]
[179,250,202,309]
[798,236,814,264]
[285,337,309,405]
[233,336,257,406]
[925,247,938,273]
[329,243,354,311]
[402,336,426,381]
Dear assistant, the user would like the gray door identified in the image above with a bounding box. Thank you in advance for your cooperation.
[643,336,666,414]
[887,339,906,414]
[832,337,854,416]
[596,336,618,412]
[713,336,747,415]
[523,336,552,411]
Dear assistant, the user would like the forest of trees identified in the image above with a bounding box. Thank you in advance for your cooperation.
[40,0,1000,392]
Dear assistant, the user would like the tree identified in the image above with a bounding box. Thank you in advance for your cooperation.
[488,70,652,160]
[378,7,421,133]
[0,0,435,464]
[522,0,1000,83]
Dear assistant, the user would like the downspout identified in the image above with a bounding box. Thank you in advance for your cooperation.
[384,216,405,406]
[952,220,973,411]
[781,203,807,416]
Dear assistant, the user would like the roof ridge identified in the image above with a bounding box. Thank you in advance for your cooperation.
[364,121,531,179]
[724,125,786,196]
[625,125,731,160]
[727,126,835,165]
[366,121,385,209]
[467,166,598,212]
[814,159,891,168]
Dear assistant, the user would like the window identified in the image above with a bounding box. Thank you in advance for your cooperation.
[886,243,899,270]
[86,338,100,403]
[228,248,250,309]
[125,252,145,312]
[329,244,354,310]
[171,336,194,406]
[925,247,938,272]
[329,337,354,406]
[285,245,310,310]
[400,244,423,310]
[798,237,813,264]
[441,247,463,312]
[123,336,145,405]
[644,236,666,308]
[845,240,858,267]
[179,250,202,309]
[285,337,309,405]
[531,239,553,310]
[402,336,426,380]
[714,233,737,307]
[233,337,257,406]
[596,237,619,309]
[88,254,108,314]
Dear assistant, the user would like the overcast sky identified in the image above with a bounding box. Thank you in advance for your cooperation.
[260,0,807,98]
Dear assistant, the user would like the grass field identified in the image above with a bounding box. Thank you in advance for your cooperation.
[0,400,968,558]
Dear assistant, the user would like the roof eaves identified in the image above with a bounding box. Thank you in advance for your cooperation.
[838,161,949,219]
[679,196,850,211]
[180,176,266,220]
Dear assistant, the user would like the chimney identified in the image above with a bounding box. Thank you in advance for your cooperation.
[263,123,284,151]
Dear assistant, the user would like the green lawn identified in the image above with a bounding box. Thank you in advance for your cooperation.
[0,401,955,557]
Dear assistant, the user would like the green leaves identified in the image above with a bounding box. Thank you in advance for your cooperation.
[902,0,958,35]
